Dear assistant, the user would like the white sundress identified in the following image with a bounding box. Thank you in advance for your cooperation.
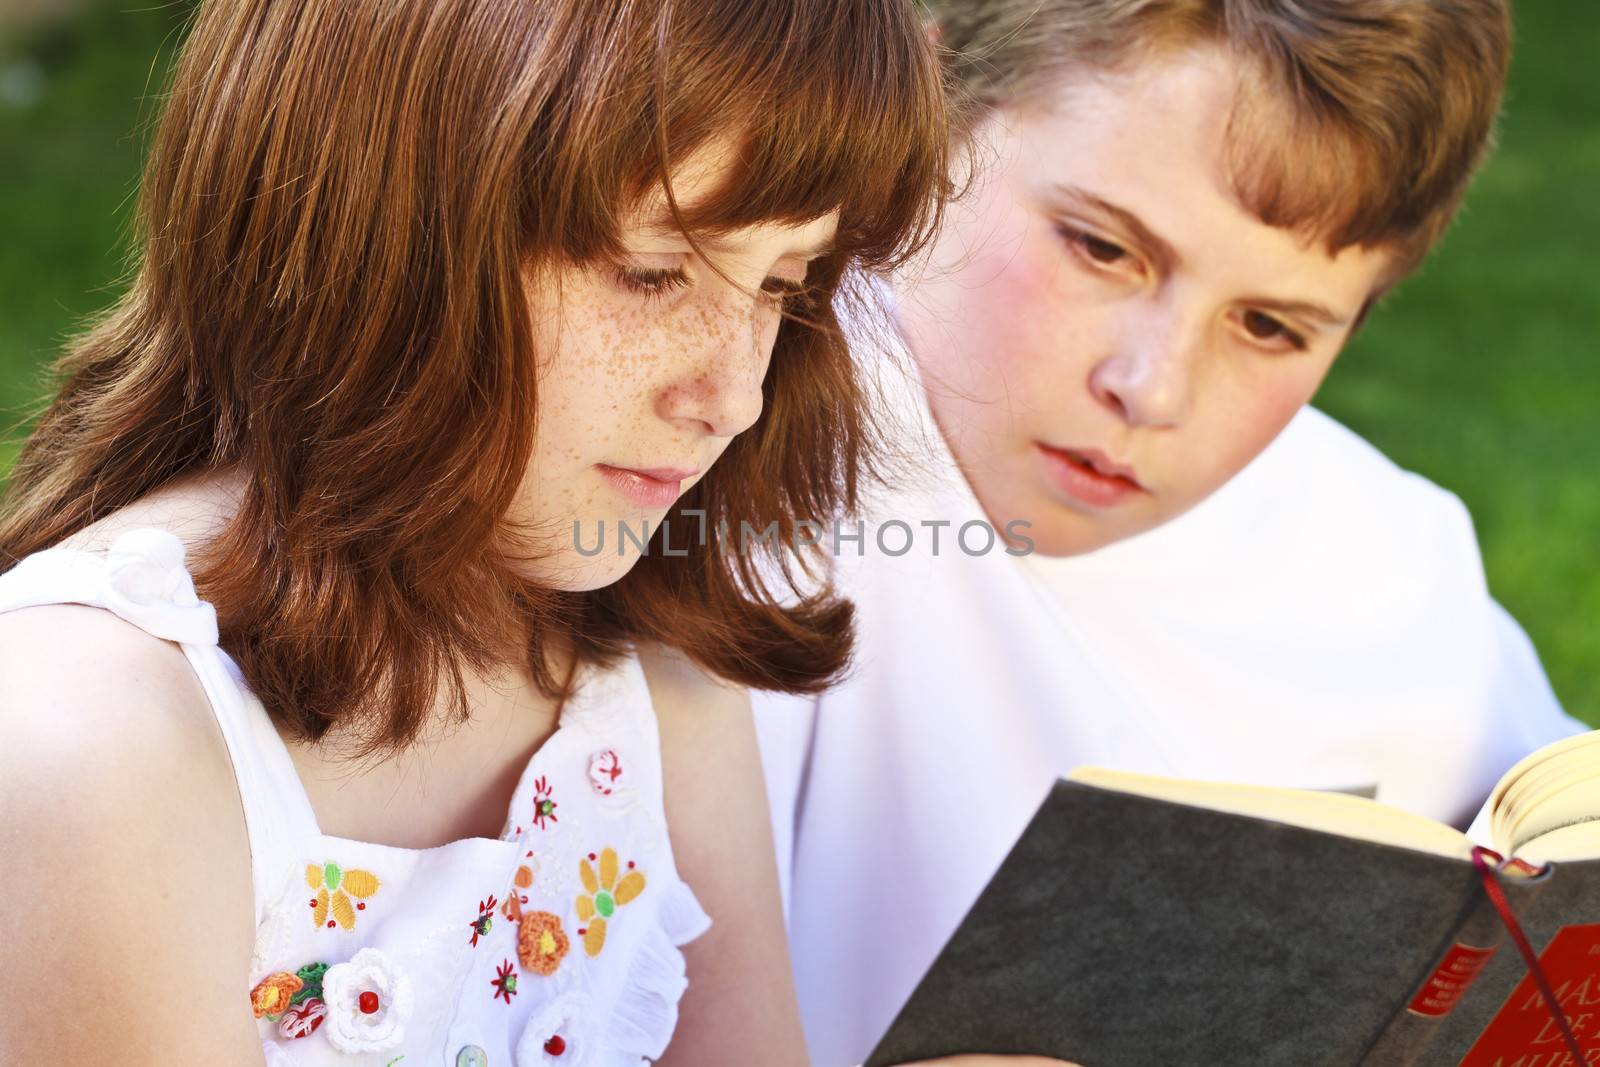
[0,527,712,1067]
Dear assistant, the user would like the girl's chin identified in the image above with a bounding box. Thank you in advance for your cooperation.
[531,550,647,593]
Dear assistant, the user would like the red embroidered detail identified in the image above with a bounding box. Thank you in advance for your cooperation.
[544,1034,567,1056]
[278,996,327,1039]
[531,776,559,830]
[588,750,623,795]
[356,902,365,910]
[469,895,499,946]
[491,960,518,1004]
[358,991,380,1015]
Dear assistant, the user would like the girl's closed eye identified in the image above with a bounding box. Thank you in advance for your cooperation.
[612,261,810,306]
[612,264,690,300]
[760,275,809,304]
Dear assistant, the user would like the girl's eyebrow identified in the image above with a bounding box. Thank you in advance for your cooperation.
[635,213,837,262]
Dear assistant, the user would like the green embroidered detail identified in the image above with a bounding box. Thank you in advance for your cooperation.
[323,862,343,892]
[291,961,329,1004]
[595,890,615,918]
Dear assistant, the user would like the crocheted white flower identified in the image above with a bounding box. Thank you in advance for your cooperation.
[320,947,414,1053]
[515,992,593,1066]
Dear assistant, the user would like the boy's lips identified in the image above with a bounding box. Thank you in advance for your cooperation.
[1035,443,1149,507]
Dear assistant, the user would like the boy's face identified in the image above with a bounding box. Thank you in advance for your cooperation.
[895,45,1396,557]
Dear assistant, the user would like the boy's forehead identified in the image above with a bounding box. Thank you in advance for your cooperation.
[999,45,1396,307]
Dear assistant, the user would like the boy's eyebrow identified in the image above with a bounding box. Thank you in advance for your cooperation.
[1052,184,1351,329]
[1051,183,1180,273]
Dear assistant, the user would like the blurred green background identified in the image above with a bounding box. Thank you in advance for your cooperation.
[1,2,1596,722]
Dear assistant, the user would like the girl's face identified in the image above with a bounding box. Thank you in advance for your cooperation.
[895,45,1394,557]
[517,146,838,590]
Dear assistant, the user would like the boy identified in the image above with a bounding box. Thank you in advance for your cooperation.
[756,2,1586,1063]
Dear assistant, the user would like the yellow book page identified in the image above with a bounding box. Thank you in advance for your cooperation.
[1515,822,1600,865]
[1066,767,1472,860]
[1487,730,1600,859]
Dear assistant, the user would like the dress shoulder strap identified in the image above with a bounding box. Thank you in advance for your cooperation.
[0,527,318,925]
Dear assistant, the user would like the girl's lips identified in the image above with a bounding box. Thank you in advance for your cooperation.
[596,464,693,509]
[1035,443,1148,508]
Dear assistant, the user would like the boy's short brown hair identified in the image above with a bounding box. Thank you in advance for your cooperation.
[928,0,1511,282]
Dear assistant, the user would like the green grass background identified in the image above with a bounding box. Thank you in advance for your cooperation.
[1,2,1596,722]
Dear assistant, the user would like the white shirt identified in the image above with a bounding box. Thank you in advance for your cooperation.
[755,350,1581,1067]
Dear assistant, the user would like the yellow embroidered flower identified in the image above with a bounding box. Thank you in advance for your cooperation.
[306,861,381,930]
[518,910,570,976]
[250,972,304,1018]
[574,848,645,957]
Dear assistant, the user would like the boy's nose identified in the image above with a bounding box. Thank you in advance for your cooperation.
[1087,306,1197,429]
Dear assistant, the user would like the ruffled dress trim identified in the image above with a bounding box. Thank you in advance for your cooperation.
[605,880,713,1061]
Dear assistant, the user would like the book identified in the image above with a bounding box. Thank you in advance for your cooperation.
[864,730,1600,1067]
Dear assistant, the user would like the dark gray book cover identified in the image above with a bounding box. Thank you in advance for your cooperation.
[865,780,1599,1067]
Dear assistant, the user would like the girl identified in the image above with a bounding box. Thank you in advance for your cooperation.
[0,0,1011,1063]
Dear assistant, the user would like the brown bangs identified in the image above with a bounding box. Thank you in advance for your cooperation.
[1218,0,1510,278]
[524,0,947,274]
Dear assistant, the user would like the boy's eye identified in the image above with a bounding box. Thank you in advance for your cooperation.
[1241,310,1308,351]
[612,265,690,299]
[1056,223,1133,269]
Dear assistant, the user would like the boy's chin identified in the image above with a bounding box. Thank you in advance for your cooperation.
[999,497,1176,559]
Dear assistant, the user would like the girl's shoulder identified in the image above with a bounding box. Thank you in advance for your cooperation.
[0,603,260,1060]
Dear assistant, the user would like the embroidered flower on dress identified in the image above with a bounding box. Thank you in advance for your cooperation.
[503,859,537,923]
[587,750,623,795]
[250,972,304,1018]
[575,848,645,957]
[306,861,381,930]
[321,947,413,1054]
[278,997,327,1039]
[515,992,591,1066]
[468,895,498,946]
[531,776,559,829]
[517,910,571,976]
[491,959,519,1004]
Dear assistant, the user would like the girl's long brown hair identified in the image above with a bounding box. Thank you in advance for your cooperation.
[0,0,948,757]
